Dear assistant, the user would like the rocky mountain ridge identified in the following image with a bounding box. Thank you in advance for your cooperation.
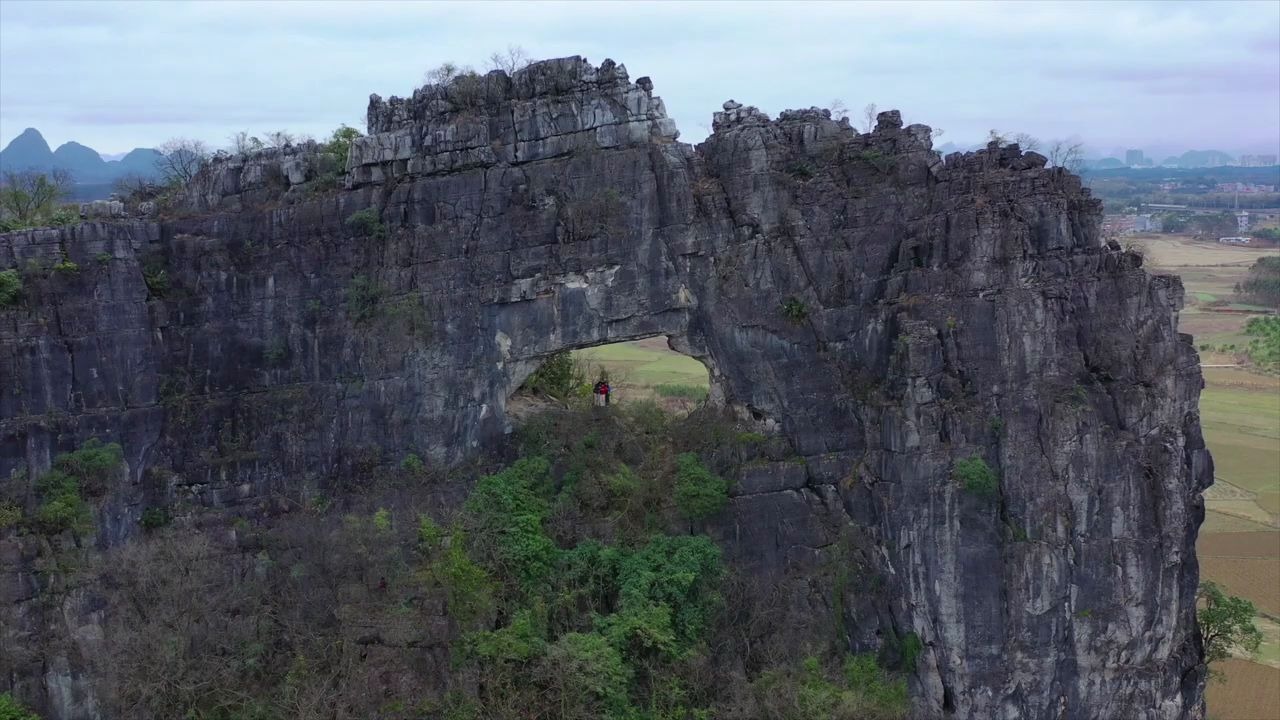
[0,56,1211,719]
[0,127,162,184]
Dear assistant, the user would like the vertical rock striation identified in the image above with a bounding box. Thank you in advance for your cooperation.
[0,56,1209,718]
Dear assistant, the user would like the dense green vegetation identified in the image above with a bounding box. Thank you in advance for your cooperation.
[673,453,728,520]
[654,384,708,401]
[748,655,907,720]
[1237,257,1280,308]
[0,692,41,720]
[34,438,122,535]
[346,208,387,240]
[1243,316,1280,371]
[0,269,21,307]
[13,406,910,719]
[953,456,998,497]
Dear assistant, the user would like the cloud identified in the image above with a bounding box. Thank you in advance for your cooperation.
[1,0,1276,155]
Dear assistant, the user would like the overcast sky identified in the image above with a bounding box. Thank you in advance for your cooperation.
[1,0,1277,159]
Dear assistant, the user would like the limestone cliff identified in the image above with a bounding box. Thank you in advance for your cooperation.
[0,56,1210,719]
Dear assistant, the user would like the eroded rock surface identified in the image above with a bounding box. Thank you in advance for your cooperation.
[0,56,1210,719]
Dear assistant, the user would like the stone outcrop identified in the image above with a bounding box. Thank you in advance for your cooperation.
[0,56,1210,719]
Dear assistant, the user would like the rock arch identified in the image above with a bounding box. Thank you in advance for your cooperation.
[0,56,1208,719]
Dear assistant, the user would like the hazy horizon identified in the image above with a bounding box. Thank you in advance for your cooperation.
[1,0,1277,158]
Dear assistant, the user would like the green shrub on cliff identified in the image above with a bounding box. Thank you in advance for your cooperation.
[0,269,20,307]
[52,438,124,496]
[0,501,21,530]
[325,124,363,160]
[345,208,386,240]
[0,692,41,720]
[674,452,728,519]
[34,473,92,535]
[953,456,998,497]
[34,438,123,535]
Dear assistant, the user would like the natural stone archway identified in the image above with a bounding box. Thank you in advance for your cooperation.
[0,57,1209,719]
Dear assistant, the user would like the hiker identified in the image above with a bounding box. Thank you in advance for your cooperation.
[602,379,611,406]
[593,380,607,407]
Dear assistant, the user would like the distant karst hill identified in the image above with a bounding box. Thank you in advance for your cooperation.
[0,128,162,185]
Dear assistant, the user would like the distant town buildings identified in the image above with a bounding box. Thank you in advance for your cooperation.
[1125,149,1146,166]
[1239,154,1279,167]
[1237,211,1250,231]
[1214,182,1278,193]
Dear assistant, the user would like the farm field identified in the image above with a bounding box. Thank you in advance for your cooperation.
[572,336,709,411]
[1133,234,1280,718]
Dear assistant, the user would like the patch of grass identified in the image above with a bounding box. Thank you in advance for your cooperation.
[855,149,895,174]
[654,383,707,401]
[572,340,709,389]
[748,654,908,720]
[1201,387,1279,498]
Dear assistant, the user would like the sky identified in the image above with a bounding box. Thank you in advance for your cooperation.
[1,0,1277,160]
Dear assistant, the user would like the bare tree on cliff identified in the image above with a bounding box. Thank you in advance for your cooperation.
[264,130,295,149]
[1048,139,1085,173]
[0,168,73,222]
[862,103,877,133]
[156,138,210,186]
[113,173,164,203]
[487,44,531,75]
[229,131,265,155]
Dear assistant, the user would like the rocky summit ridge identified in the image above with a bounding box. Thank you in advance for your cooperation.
[0,56,1210,719]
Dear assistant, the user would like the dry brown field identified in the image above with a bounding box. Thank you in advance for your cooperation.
[1206,659,1280,720]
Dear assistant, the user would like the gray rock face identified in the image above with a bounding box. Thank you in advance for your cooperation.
[77,200,124,218]
[0,57,1209,719]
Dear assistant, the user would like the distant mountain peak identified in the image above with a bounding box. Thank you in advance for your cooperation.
[1,128,159,184]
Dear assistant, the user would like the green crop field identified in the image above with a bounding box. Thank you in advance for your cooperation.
[573,338,709,389]
[1201,387,1280,516]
